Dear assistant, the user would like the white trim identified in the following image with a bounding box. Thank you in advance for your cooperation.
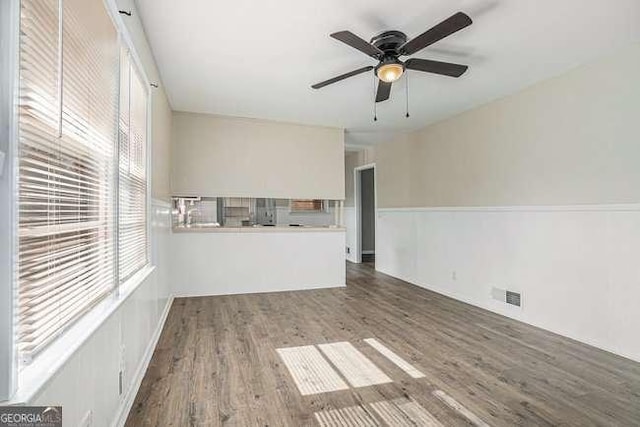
[172,226,345,234]
[361,250,375,255]
[354,164,377,263]
[4,266,156,405]
[173,283,346,299]
[377,203,640,213]
[0,0,20,401]
[112,295,174,427]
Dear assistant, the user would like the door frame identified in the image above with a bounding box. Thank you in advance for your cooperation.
[354,163,376,264]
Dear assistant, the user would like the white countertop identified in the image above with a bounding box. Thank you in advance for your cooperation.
[172,225,345,233]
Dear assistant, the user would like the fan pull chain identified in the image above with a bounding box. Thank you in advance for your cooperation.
[405,72,410,118]
[373,75,378,122]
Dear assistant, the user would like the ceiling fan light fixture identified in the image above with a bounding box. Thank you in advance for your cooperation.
[376,62,404,83]
[312,11,473,109]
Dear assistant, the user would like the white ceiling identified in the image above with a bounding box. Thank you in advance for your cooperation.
[135,0,640,145]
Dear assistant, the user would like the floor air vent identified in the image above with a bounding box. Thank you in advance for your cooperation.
[506,291,521,307]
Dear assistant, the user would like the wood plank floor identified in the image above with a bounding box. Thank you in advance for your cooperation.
[126,262,640,426]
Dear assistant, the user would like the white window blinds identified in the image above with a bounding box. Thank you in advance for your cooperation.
[17,0,119,360]
[118,51,148,283]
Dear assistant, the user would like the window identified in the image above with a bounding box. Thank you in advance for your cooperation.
[118,50,148,283]
[16,0,148,362]
[291,199,326,212]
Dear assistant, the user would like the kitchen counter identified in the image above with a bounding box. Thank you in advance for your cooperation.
[170,224,346,296]
[172,225,345,233]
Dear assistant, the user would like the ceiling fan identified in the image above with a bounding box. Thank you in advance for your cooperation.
[311,12,473,103]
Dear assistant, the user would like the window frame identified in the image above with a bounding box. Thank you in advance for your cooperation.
[0,0,20,402]
[16,0,124,363]
[107,1,154,297]
[117,47,151,290]
[2,0,154,403]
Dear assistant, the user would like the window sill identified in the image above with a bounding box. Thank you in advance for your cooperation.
[4,264,156,405]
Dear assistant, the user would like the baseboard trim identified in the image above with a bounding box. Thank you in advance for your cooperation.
[111,295,174,427]
[173,283,346,298]
[376,265,640,364]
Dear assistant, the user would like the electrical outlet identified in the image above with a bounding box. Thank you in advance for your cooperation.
[491,286,506,301]
[451,271,457,281]
[346,246,350,254]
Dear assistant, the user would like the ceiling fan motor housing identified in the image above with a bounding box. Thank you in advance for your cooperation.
[370,30,407,56]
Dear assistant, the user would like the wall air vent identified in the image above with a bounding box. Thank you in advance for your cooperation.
[506,291,521,307]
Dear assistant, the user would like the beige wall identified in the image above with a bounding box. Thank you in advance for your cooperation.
[171,112,345,199]
[344,147,376,207]
[374,44,640,362]
[377,43,640,208]
[344,152,359,207]
[151,89,172,200]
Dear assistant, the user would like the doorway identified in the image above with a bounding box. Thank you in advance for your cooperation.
[354,164,376,264]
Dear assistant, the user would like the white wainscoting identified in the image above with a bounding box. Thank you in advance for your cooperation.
[376,204,640,363]
[171,230,346,296]
[29,200,173,427]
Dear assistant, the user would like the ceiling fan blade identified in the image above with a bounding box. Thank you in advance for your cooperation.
[375,80,392,102]
[405,58,468,77]
[400,12,472,56]
[330,31,384,58]
[311,66,374,89]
